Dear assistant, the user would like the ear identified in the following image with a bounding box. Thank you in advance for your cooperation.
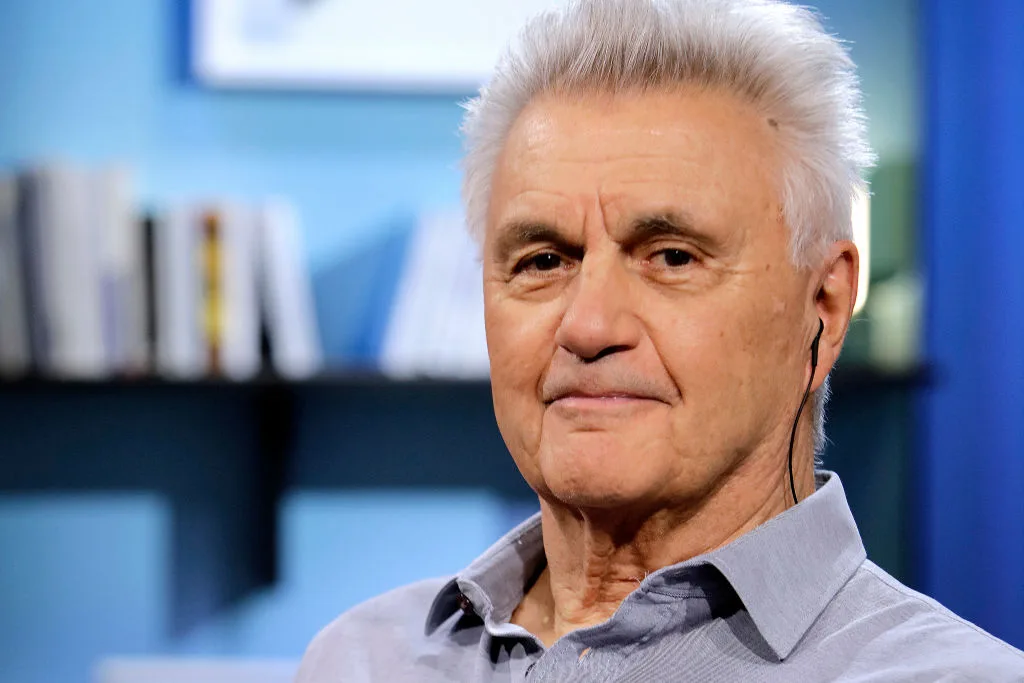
[810,240,858,392]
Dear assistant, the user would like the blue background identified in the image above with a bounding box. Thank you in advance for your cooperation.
[919,0,1024,651]
[8,0,1023,681]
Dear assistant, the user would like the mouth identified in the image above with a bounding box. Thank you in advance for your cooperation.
[545,391,666,412]
[548,391,651,401]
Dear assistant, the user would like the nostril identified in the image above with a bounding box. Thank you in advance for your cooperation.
[582,345,632,363]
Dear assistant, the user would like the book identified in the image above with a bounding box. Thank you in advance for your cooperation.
[216,203,261,380]
[4,159,325,382]
[258,200,322,379]
[198,208,225,375]
[0,174,30,377]
[155,205,204,379]
[30,163,107,378]
[141,213,159,372]
[379,209,489,379]
[93,166,147,376]
[16,171,49,373]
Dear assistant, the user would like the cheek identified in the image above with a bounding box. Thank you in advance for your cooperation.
[653,292,800,440]
[485,299,548,387]
[484,292,561,452]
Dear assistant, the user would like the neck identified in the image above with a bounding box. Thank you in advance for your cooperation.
[512,432,816,647]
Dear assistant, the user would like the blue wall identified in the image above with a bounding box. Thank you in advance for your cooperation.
[920,0,1024,649]
[0,1,466,275]
[0,492,521,683]
[0,1,920,682]
[0,0,916,272]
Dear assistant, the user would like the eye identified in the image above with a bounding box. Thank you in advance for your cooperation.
[652,248,695,268]
[515,252,564,273]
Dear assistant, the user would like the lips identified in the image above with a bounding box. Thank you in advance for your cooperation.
[542,372,675,406]
[544,391,666,420]
[546,389,659,403]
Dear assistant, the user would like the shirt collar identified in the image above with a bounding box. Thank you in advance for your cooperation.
[426,470,865,660]
[658,470,866,659]
[426,512,545,633]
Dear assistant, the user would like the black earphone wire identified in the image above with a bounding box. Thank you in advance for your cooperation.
[788,319,824,505]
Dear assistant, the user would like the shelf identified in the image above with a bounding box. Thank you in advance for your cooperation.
[0,361,931,633]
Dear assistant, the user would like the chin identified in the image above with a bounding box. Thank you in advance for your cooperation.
[544,484,646,511]
[535,439,664,510]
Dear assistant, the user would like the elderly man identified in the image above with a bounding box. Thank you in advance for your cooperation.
[297,0,1024,680]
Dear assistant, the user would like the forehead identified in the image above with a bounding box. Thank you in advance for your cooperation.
[486,87,783,240]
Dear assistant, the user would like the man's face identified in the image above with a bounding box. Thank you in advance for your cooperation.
[483,88,818,512]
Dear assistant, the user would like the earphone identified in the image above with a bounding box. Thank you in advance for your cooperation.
[788,318,824,505]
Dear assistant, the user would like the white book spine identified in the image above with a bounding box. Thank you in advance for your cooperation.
[439,215,489,379]
[36,163,108,378]
[219,203,261,381]
[259,200,322,379]
[379,210,489,380]
[419,212,458,377]
[379,213,441,378]
[155,205,203,379]
[95,166,146,375]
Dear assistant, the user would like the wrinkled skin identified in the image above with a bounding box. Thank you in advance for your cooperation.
[481,87,858,644]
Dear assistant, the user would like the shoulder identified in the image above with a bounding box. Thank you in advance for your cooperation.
[318,576,451,636]
[295,577,453,683]
[819,560,1024,679]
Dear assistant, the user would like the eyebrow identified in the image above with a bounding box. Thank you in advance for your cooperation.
[490,210,719,263]
[620,211,719,252]
[491,221,583,263]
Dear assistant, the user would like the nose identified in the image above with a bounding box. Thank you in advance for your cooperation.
[554,253,642,362]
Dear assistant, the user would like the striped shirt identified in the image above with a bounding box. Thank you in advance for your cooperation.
[296,471,1024,681]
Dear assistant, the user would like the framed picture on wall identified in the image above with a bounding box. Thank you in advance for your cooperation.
[192,0,569,92]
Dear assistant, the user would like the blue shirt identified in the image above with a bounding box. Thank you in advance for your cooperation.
[296,472,1024,681]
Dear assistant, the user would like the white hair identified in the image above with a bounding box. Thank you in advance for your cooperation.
[462,0,874,452]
